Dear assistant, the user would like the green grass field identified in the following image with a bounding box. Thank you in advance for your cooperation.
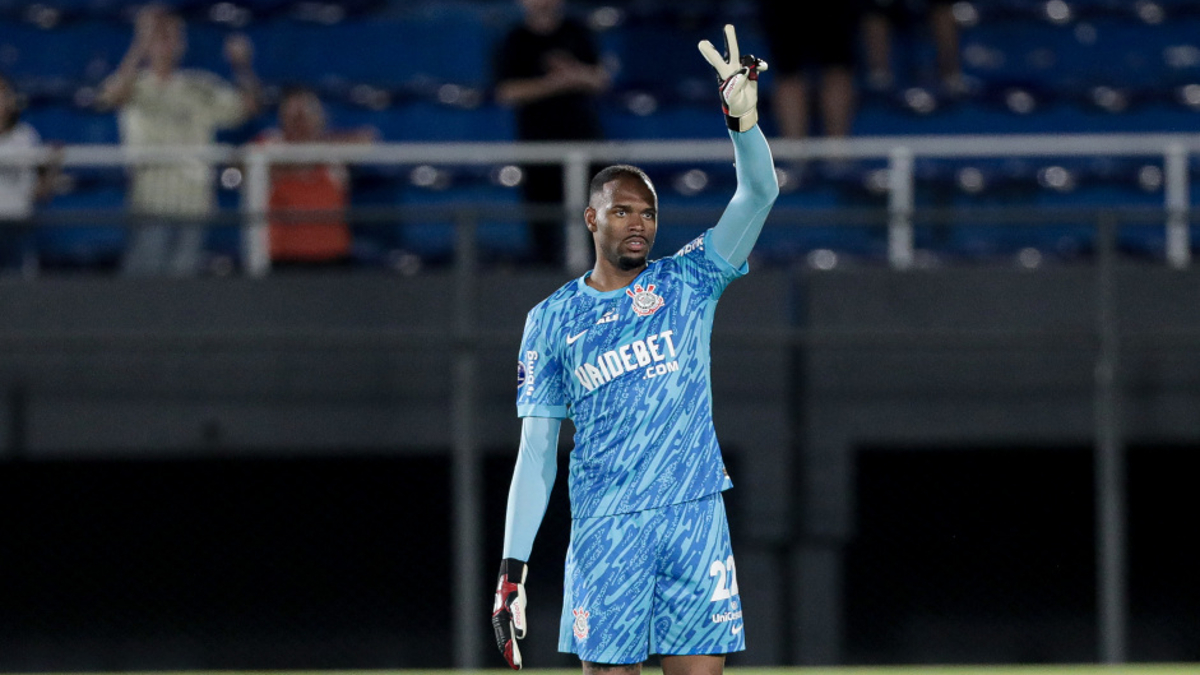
[17,666,1198,675]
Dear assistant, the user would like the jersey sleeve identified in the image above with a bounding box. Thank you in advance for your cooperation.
[502,415,561,561]
[516,305,569,419]
[709,126,779,268]
[671,227,747,301]
[190,71,247,129]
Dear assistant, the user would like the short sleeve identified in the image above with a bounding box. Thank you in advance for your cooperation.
[671,228,747,301]
[516,307,569,419]
[189,71,246,129]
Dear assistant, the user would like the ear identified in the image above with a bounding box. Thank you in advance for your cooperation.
[585,206,598,233]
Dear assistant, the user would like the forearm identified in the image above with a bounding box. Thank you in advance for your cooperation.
[495,65,607,107]
[495,78,561,107]
[97,48,143,109]
[34,168,59,202]
[502,416,561,561]
[232,65,262,118]
[711,125,779,267]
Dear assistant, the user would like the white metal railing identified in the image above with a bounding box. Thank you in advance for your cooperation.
[1,131,1196,275]
[4,133,1190,666]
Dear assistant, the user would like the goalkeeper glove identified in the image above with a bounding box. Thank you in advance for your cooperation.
[698,24,768,132]
[492,558,528,669]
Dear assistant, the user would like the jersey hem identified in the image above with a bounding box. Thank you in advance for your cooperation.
[570,483,731,521]
[517,404,568,419]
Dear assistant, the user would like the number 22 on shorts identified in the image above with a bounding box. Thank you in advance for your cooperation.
[709,556,740,602]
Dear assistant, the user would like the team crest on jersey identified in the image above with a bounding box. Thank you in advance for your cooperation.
[626,284,664,316]
[572,608,590,639]
[517,361,527,388]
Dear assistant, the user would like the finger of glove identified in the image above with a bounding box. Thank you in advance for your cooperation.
[492,607,514,652]
[722,25,741,69]
[506,634,523,670]
[698,39,736,79]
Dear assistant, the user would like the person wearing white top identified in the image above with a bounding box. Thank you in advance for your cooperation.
[98,3,260,277]
[0,73,61,277]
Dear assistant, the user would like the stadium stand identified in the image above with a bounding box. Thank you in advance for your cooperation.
[4,0,1200,269]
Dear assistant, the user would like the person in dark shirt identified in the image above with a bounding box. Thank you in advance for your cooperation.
[759,0,859,139]
[494,0,611,267]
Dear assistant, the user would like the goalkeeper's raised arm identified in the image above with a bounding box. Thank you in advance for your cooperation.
[700,24,780,269]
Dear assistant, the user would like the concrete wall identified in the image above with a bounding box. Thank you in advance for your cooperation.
[1,264,1197,666]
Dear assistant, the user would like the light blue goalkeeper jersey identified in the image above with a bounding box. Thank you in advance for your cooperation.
[517,229,742,518]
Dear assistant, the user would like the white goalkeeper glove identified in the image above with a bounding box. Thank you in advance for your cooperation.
[698,24,768,132]
[491,558,528,669]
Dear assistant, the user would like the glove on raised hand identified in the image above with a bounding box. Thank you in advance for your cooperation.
[491,558,528,669]
[698,24,768,132]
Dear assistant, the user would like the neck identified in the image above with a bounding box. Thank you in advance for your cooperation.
[526,10,560,34]
[586,260,645,292]
[150,62,176,79]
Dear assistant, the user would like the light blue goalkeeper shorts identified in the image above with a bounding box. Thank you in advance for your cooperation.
[558,492,745,664]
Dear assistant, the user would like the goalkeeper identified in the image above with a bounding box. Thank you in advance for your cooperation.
[493,24,778,674]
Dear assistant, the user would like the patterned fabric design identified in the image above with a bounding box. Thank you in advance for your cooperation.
[516,228,745,518]
[557,493,745,663]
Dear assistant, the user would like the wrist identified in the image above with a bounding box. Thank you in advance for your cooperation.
[726,109,757,132]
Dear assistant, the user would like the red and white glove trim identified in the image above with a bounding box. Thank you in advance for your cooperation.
[491,558,528,670]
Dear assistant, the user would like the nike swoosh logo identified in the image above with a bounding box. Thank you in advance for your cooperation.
[731,623,743,635]
[566,330,588,345]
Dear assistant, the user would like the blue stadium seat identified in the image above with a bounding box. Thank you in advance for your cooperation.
[394,180,528,263]
[247,9,493,90]
[380,101,514,142]
[602,103,726,140]
[21,105,119,144]
[37,184,127,268]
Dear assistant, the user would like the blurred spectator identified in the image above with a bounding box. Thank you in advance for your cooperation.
[862,0,964,93]
[0,72,62,278]
[759,1,859,139]
[255,86,378,270]
[98,3,261,277]
[494,0,610,267]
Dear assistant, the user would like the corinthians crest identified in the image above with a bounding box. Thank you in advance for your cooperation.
[572,607,590,639]
[626,283,664,316]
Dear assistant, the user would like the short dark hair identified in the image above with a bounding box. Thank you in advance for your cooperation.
[589,164,656,206]
[278,84,318,103]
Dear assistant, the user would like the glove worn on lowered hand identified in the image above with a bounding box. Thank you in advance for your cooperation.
[698,24,768,132]
[492,558,528,669]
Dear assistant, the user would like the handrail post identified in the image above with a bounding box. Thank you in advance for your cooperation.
[564,151,591,275]
[1094,211,1128,664]
[1164,143,1190,269]
[888,146,915,270]
[241,148,271,277]
[452,208,483,668]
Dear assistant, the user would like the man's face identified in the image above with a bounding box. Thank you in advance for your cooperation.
[279,92,325,141]
[586,174,658,271]
[148,14,186,67]
[521,0,562,18]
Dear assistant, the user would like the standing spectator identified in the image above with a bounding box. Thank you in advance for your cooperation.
[255,86,378,270]
[494,0,611,267]
[0,72,62,277]
[759,1,859,139]
[98,3,261,277]
[862,0,964,93]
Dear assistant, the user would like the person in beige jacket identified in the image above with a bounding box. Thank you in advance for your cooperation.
[99,3,261,277]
